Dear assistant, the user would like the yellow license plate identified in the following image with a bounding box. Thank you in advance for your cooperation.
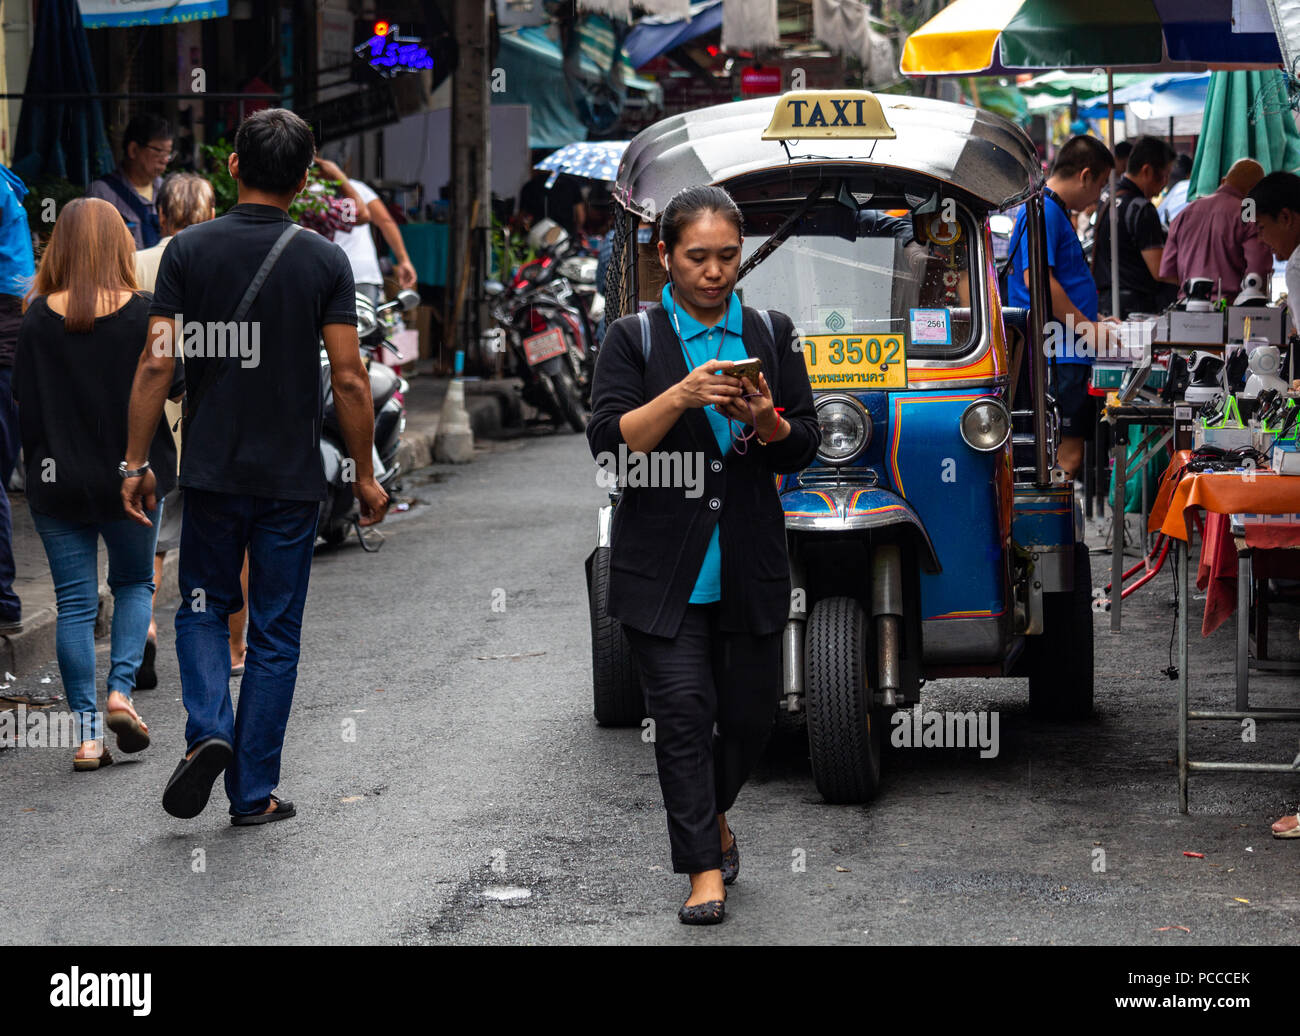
[799,334,908,390]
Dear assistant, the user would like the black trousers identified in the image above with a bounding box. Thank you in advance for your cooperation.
[624,603,780,874]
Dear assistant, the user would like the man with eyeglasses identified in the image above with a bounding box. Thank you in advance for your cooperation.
[87,113,173,249]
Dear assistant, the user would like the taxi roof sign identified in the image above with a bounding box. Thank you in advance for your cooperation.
[762,90,896,141]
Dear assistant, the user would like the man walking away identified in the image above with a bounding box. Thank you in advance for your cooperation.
[1092,135,1178,318]
[1160,159,1271,302]
[87,114,173,250]
[121,108,389,825]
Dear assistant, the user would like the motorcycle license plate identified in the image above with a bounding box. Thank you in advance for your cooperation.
[523,328,567,366]
[799,334,907,390]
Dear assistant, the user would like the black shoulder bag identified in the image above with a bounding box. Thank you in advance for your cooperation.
[182,223,302,438]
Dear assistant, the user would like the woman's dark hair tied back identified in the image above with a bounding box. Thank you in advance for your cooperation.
[659,185,744,252]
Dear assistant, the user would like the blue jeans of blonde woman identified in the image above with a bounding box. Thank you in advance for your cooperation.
[30,502,161,743]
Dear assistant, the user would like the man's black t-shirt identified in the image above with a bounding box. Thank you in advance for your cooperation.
[1092,175,1173,314]
[13,293,184,523]
[150,203,356,501]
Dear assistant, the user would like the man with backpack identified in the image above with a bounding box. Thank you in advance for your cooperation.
[121,108,389,825]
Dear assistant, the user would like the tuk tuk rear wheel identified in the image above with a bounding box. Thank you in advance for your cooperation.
[1028,543,1095,719]
[589,545,643,727]
[805,596,882,804]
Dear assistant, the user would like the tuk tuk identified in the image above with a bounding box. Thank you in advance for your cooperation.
[586,90,1094,803]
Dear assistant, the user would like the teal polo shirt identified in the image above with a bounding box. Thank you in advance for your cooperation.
[661,284,748,603]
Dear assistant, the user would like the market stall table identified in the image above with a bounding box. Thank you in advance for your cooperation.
[1153,452,1300,812]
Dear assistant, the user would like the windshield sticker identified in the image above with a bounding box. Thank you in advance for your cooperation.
[909,308,951,346]
[815,307,854,334]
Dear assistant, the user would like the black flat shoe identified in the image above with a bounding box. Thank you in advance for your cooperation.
[135,637,158,691]
[678,895,726,925]
[161,737,232,819]
[721,830,739,886]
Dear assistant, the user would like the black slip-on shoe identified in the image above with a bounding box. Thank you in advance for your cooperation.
[161,738,233,819]
[678,896,726,925]
[134,637,158,691]
[721,831,739,886]
[230,795,296,826]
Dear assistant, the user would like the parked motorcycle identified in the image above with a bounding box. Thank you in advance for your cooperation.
[317,289,420,549]
[486,233,591,433]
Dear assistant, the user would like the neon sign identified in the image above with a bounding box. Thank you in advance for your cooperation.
[355,23,434,78]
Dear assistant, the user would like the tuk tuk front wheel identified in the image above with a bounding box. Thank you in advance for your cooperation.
[1027,542,1095,719]
[805,596,882,804]
[588,545,644,727]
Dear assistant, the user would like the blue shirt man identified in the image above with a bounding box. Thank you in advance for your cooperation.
[1008,189,1098,365]
[661,282,747,603]
[1002,134,1115,479]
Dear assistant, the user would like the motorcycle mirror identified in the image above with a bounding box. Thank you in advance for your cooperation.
[484,280,505,297]
[397,288,421,311]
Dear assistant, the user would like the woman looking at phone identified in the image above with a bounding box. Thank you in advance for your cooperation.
[586,185,820,924]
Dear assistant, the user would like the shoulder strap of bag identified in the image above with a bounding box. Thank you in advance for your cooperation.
[758,308,774,348]
[185,223,302,431]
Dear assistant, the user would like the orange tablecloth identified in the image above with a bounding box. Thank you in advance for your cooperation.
[1146,451,1300,635]
[1156,457,1300,541]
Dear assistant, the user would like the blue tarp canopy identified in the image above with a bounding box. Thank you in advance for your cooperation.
[493,27,661,149]
[623,0,723,69]
[1077,73,1212,120]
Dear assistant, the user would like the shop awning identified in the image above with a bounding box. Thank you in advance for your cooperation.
[79,0,228,29]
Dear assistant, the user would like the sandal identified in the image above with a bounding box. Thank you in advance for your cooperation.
[721,828,739,886]
[105,695,150,753]
[230,794,296,826]
[73,740,114,772]
[1272,814,1300,839]
[678,893,726,925]
[135,636,158,691]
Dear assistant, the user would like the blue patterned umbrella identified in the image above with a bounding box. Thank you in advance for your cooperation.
[535,141,629,188]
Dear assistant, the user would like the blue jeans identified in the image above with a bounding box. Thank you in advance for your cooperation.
[30,502,161,742]
[0,367,20,622]
[175,489,317,816]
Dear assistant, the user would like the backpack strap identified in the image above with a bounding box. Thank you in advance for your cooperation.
[758,308,775,348]
[637,308,651,363]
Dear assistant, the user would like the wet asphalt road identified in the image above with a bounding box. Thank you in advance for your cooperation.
[2,429,1300,946]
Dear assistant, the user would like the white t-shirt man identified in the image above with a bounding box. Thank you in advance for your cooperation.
[332,179,383,296]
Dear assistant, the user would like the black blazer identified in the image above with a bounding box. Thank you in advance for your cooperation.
[586,303,820,639]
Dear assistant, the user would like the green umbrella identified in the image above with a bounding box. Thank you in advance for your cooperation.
[1187,70,1300,201]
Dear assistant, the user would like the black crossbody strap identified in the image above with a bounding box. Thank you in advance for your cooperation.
[185,223,302,433]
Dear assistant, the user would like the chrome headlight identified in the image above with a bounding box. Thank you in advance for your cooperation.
[960,398,1011,452]
[815,394,871,464]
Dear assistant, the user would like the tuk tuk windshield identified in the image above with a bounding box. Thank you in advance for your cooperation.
[735,203,979,359]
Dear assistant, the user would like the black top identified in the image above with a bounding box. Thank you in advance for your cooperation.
[149,203,356,501]
[586,304,820,639]
[1092,176,1175,314]
[13,293,184,523]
